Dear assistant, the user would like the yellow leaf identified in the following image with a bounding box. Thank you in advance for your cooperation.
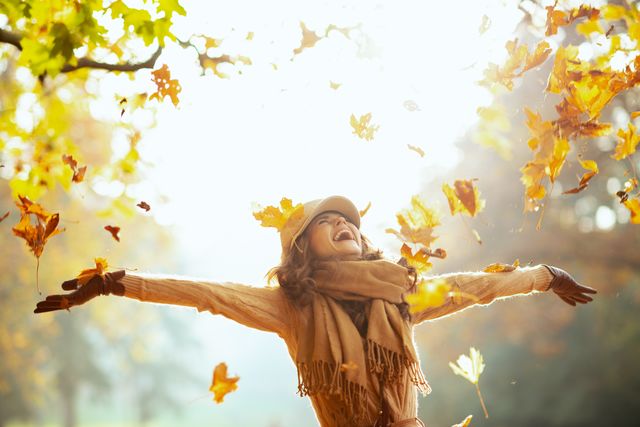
[407,144,425,157]
[442,180,485,217]
[452,415,473,427]
[623,198,640,224]
[149,64,182,106]
[612,123,640,160]
[405,278,450,314]
[400,243,432,276]
[546,137,570,183]
[329,81,341,90]
[358,201,372,218]
[386,195,441,247]
[449,347,485,385]
[576,19,604,38]
[483,259,519,273]
[209,362,239,404]
[350,113,380,141]
[76,258,109,286]
[253,198,304,231]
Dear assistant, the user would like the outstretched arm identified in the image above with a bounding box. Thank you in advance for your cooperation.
[35,271,294,337]
[411,264,595,324]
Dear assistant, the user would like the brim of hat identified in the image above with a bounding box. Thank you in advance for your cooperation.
[289,195,360,251]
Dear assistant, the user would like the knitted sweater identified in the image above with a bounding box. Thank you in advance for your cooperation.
[120,265,552,427]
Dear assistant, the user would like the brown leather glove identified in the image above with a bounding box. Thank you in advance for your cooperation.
[542,265,597,306]
[34,270,126,314]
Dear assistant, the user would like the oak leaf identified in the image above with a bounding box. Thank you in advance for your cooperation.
[209,362,239,404]
[253,198,304,232]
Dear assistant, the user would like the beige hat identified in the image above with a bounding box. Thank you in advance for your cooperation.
[280,195,361,257]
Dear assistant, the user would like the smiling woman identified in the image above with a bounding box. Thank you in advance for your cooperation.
[34,195,596,427]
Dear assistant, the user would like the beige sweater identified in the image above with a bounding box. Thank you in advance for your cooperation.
[120,265,552,427]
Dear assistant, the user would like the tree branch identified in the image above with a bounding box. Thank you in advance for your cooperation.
[0,27,162,73]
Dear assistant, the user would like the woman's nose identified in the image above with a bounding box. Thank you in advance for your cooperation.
[334,216,347,226]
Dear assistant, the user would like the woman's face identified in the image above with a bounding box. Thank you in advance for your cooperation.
[306,211,362,260]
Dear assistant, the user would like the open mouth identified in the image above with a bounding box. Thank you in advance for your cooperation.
[333,229,355,242]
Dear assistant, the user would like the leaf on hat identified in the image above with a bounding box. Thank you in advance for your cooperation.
[253,197,304,231]
[209,362,239,404]
[76,257,109,286]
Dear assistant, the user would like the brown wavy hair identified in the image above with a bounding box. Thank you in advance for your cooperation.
[268,232,414,335]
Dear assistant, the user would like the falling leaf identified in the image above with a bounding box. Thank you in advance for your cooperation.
[479,14,491,34]
[623,198,640,224]
[450,347,489,418]
[545,4,600,37]
[563,158,599,194]
[350,113,380,141]
[612,123,640,160]
[359,201,371,218]
[104,225,121,242]
[400,243,432,275]
[12,196,64,258]
[386,195,441,248]
[403,100,420,111]
[209,362,239,404]
[62,154,87,183]
[246,31,254,40]
[483,259,519,273]
[253,198,304,231]
[329,81,342,90]
[442,180,485,217]
[631,111,640,119]
[407,144,425,157]
[452,415,473,427]
[149,64,182,106]
[76,257,109,286]
[405,278,450,313]
[605,24,615,37]
[481,39,552,90]
[137,201,151,211]
[0,211,9,223]
[293,22,321,56]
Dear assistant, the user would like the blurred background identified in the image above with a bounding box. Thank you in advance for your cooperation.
[1,0,639,426]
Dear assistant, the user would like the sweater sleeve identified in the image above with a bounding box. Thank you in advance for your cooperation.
[411,265,553,325]
[119,273,293,337]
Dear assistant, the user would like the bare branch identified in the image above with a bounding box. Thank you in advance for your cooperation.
[0,27,162,73]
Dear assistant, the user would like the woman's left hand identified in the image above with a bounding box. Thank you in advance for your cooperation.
[543,265,597,306]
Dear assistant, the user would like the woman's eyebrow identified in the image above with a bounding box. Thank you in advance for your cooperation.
[314,214,330,223]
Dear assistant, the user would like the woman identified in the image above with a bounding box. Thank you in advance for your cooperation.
[34,195,596,427]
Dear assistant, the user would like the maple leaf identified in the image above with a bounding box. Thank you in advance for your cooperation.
[137,201,151,211]
[76,257,109,286]
[405,278,450,314]
[358,201,372,218]
[483,259,519,273]
[400,243,432,276]
[12,196,64,258]
[481,39,551,90]
[442,180,485,217]
[149,64,182,106]
[563,159,599,195]
[253,198,304,231]
[0,211,9,223]
[104,225,121,242]
[209,362,239,404]
[386,195,441,247]
[612,123,640,160]
[450,347,489,418]
[62,154,87,183]
[350,113,380,141]
[623,197,640,224]
[545,4,600,37]
[407,144,425,157]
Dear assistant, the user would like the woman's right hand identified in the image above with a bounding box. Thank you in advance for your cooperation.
[34,270,126,313]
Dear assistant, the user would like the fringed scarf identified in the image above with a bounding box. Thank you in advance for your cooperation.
[296,259,431,424]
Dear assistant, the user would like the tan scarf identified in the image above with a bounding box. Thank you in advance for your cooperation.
[296,259,431,423]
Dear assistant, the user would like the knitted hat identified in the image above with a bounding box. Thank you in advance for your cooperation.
[280,195,361,258]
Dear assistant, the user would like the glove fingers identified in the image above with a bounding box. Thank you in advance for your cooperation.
[34,306,65,313]
[575,284,597,294]
[62,279,79,291]
[559,295,576,306]
[34,299,71,313]
[571,294,593,304]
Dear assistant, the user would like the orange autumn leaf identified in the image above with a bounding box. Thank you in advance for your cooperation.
[631,111,640,120]
[350,113,379,141]
[104,225,121,242]
[62,154,87,183]
[253,197,304,231]
[209,362,239,404]
[612,123,640,160]
[563,159,599,195]
[405,278,450,314]
[442,180,485,217]
[400,243,432,275]
[137,201,151,212]
[76,257,109,286]
[481,40,551,90]
[545,4,600,37]
[483,259,520,273]
[149,64,182,106]
[293,22,321,56]
[407,144,425,157]
[358,201,372,218]
[0,211,9,223]
[12,196,64,258]
[386,195,441,247]
[623,198,640,224]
